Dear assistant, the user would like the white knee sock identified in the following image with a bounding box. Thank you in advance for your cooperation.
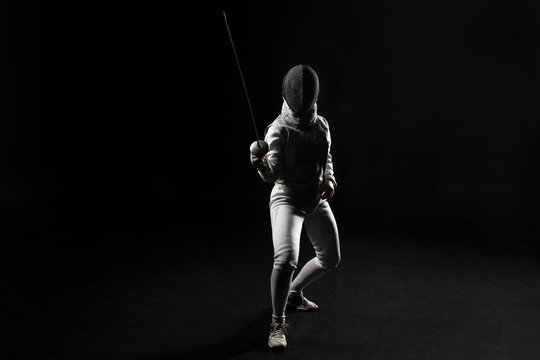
[270,268,294,320]
[289,257,327,293]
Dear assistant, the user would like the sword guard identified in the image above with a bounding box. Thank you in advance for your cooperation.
[250,140,269,157]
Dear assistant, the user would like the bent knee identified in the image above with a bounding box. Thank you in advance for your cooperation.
[330,254,341,269]
[273,253,298,273]
[273,249,298,273]
[319,254,341,271]
[273,261,297,273]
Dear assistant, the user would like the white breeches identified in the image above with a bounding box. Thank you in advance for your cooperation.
[269,184,341,273]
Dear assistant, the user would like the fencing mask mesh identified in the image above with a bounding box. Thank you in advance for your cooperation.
[282,64,319,116]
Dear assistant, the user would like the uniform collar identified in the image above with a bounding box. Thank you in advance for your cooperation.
[281,99,318,129]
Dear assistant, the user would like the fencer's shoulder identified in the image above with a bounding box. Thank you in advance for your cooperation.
[272,113,287,126]
[316,115,330,129]
[264,115,287,137]
[266,115,287,132]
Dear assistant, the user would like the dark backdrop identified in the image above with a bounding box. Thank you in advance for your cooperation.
[2,0,540,265]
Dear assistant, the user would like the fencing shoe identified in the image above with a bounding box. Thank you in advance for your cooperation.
[268,320,288,350]
[287,290,318,311]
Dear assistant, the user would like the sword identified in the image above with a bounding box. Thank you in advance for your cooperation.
[222,11,269,157]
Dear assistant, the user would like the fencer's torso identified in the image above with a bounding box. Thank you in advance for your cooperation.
[271,116,328,190]
[259,101,336,212]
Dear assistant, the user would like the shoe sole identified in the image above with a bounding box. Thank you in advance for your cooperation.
[268,343,287,351]
[286,301,318,311]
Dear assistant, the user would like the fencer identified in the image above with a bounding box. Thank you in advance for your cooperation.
[250,64,341,350]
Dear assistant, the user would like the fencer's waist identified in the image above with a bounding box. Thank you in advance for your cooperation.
[270,183,322,214]
[275,178,321,191]
[275,168,324,189]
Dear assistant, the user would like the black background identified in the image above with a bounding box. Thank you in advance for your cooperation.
[2,0,540,358]
[2,1,539,252]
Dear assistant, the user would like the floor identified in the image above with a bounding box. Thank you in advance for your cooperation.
[3,226,540,360]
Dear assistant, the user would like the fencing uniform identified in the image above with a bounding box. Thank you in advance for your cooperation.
[251,64,340,350]
[255,100,341,321]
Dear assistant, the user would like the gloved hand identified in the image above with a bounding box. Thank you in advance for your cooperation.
[249,140,269,172]
[250,153,268,172]
[319,179,336,201]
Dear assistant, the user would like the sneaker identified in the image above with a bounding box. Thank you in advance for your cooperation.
[287,291,318,311]
[268,320,288,350]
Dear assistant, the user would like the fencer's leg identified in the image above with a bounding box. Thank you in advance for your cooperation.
[289,201,340,294]
[270,269,294,321]
[269,203,304,321]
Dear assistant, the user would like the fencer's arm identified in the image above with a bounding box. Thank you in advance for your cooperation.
[322,118,337,187]
[251,125,281,183]
[325,152,337,188]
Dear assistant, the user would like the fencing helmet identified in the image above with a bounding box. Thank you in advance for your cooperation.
[282,64,319,116]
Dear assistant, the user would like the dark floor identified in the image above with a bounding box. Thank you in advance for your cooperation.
[3,226,540,360]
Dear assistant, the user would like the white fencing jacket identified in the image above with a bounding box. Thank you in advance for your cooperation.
[256,101,337,211]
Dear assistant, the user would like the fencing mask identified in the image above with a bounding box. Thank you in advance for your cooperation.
[282,64,319,116]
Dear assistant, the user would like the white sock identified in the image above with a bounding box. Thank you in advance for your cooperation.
[270,268,294,320]
[289,257,327,293]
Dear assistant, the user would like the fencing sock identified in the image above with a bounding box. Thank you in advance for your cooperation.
[270,268,294,319]
[289,257,328,293]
